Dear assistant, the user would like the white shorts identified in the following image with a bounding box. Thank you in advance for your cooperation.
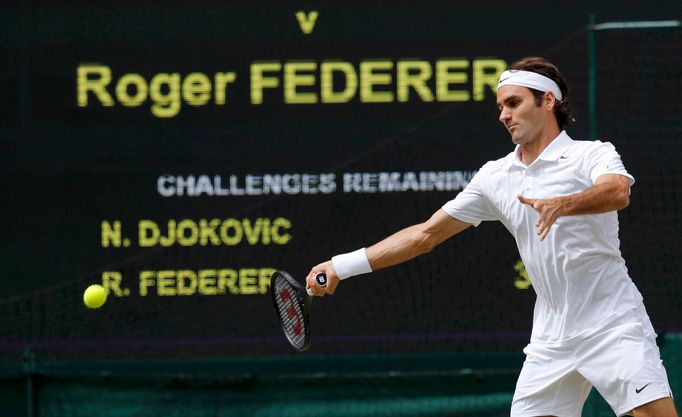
[511,305,672,417]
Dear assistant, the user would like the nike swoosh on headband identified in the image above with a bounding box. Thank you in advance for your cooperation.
[498,70,563,101]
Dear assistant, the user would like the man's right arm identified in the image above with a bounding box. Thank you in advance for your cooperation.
[367,209,471,270]
[306,209,471,295]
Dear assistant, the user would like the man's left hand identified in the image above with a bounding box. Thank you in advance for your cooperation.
[518,195,564,241]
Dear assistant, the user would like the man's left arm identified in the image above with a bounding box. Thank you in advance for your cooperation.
[518,174,631,241]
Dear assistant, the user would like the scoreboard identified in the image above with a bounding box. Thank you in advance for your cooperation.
[1,1,680,360]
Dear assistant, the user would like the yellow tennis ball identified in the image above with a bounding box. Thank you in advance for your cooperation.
[83,284,107,309]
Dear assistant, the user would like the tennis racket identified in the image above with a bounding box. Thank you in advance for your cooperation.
[270,270,327,351]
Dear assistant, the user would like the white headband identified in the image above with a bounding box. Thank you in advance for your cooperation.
[497,70,563,101]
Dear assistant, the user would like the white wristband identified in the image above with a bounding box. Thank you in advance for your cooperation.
[332,248,372,280]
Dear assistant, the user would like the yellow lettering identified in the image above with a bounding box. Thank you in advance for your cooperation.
[259,268,276,294]
[198,270,218,295]
[157,270,176,296]
[260,218,271,244]
[397,60,434,102]
[138,220,160,247]
[436,59,469,102]
[239,269,258,294]
[320,61,357,103]
[101,220,122,248]
[514,260,532,290]
[182,72,211,106]
[101,271,124,296]
[199,219,222,246]
[473,58,507,101]
[295,11,319,34]
[78,58,506,114]
[271,217,292,244]
[219,269,240,294]
[220,219,243,245]
[214,72,236,105]
[251,62,281,104]
[77,65,114,107]
[137,269,275,296]
[176,270,197,295]
[242,218,262,245]
[360,60,394,103]
[115,73,148,107]
[138,218,293,247]
[149,73,181,117]
[139,271,155,296]
[284,61,318,104]
[159,220,176,247]
[176,219,199,246]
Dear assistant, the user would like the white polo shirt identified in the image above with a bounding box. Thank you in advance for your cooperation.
[443,131,642,344]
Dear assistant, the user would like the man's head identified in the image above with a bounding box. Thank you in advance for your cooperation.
[496,57,575,145]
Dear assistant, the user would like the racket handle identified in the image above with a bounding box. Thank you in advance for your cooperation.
[306,272,327,296]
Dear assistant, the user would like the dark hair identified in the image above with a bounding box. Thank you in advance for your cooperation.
[509,57,575,130]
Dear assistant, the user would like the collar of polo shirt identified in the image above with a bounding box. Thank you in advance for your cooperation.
[510,131,572,169]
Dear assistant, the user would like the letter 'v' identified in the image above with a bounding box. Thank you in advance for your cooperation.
[295,11,318,34]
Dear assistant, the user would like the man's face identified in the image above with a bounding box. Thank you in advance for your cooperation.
[496,85,546,145]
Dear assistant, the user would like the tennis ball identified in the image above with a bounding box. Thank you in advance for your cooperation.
[83,284,107,309]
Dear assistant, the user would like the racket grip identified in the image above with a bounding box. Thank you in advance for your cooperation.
[315,272,328,287]
[306,272,327,296]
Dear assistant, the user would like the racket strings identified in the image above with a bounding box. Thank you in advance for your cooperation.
[274,278,307,349]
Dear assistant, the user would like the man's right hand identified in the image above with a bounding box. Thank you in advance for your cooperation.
[306,261,340,297]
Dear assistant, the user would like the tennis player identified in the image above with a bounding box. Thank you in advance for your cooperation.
[306,57,677,417]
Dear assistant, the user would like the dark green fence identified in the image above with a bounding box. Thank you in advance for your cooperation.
[1,334,679,417]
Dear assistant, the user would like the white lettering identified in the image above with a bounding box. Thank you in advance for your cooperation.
[157,171,473,197]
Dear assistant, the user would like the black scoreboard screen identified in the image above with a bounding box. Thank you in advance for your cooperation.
[2,2,680,360]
